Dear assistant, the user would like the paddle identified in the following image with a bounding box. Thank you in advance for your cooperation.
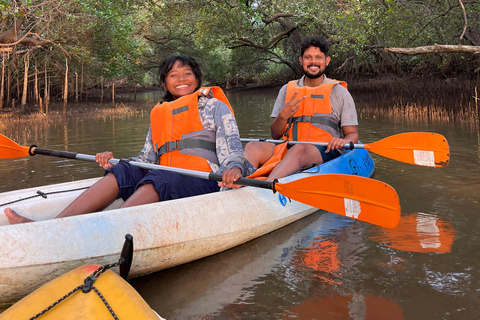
[0,134,401,228]
[241,132,450,168]
[119,234,134,279]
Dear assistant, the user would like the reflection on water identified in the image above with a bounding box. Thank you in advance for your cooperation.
[294,238,342,285]
[371,212,456,253]
[282,292,404,320]
[1,86,480,319]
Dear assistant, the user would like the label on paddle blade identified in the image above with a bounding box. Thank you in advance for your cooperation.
[413,150,435,167]
[344,198,361,219]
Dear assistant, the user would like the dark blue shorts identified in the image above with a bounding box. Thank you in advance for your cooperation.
[105,162,220,201]
[315,146,342,163]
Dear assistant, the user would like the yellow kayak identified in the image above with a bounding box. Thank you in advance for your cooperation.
[0,264,162,319]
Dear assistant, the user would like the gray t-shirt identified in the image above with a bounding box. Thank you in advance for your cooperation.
[270,75,358,128]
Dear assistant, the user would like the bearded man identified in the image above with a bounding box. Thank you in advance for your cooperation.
[245,36,359,180]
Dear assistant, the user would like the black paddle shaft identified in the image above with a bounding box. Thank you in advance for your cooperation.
[30,146,277,192]
[30,146,79,159]
[208,173,276,191]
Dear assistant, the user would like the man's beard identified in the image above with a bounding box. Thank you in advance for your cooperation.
[303,64,325,79]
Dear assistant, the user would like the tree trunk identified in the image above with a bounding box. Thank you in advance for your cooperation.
[63,59,68,108]
[81,64,84,101]
[101,77,104,104]
[16,75,20,101]
[44,62,49,115]
[34,64,38,103]
[1,53,4,110]
[475,88,479,159]
[21,54,29,108]
[6,66,10,105]
[75,72,78,102]
[112,83,115,104]
[39,95,43,113]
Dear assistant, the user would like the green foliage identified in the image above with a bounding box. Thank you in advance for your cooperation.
[66,0,146,79]
[3,0,480,97]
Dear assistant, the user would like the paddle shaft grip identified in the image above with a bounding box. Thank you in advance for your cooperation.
[209,173,274,190]
[32,147,78,159]
[33,147,113,164]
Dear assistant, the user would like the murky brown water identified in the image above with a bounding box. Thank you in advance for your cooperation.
[1,87,480,319]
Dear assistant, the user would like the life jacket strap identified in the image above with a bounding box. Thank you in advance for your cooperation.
[283,117,293,140]
[291,115,340,132]
[156,139,216,158]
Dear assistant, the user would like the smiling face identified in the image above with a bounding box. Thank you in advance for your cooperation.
[299,46,330,79]
[163,60,198,100]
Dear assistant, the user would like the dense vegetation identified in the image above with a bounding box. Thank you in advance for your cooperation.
[1,0,479,110]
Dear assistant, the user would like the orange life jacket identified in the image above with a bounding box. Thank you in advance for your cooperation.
[247,142,289,180]
[247,79,348,179]
[150,87,233,172]
[283,79,347,142]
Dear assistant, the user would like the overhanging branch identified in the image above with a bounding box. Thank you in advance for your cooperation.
[385,44,480,55]
[262,13,294,25]
[229,27,297,50]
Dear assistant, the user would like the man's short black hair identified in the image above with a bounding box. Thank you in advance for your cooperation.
[300,37,330,57]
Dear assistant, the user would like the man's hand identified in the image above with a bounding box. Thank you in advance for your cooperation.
[277,91,306,120]
[326,138,348,153]
[271,91,306,139]
[326,125,359,153]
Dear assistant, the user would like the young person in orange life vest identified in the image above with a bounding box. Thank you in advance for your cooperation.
[5,55,255,224]
[244,36,359,180]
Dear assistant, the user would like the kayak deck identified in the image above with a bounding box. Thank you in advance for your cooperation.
[0,264,162,319]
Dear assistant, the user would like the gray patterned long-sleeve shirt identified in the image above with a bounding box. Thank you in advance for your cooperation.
[135,91,255,176]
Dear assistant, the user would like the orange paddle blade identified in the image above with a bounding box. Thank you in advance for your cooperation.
[365,132,449,167]
[0,134,31,159]
[275,174,401,229]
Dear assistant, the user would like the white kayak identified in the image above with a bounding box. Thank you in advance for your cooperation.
[0,148,375,307]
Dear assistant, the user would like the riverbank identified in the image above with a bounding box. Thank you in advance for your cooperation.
[228,76,480,118]
[1,77,479,122]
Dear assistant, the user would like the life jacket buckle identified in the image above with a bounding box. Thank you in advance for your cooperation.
[166,140,178,152]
